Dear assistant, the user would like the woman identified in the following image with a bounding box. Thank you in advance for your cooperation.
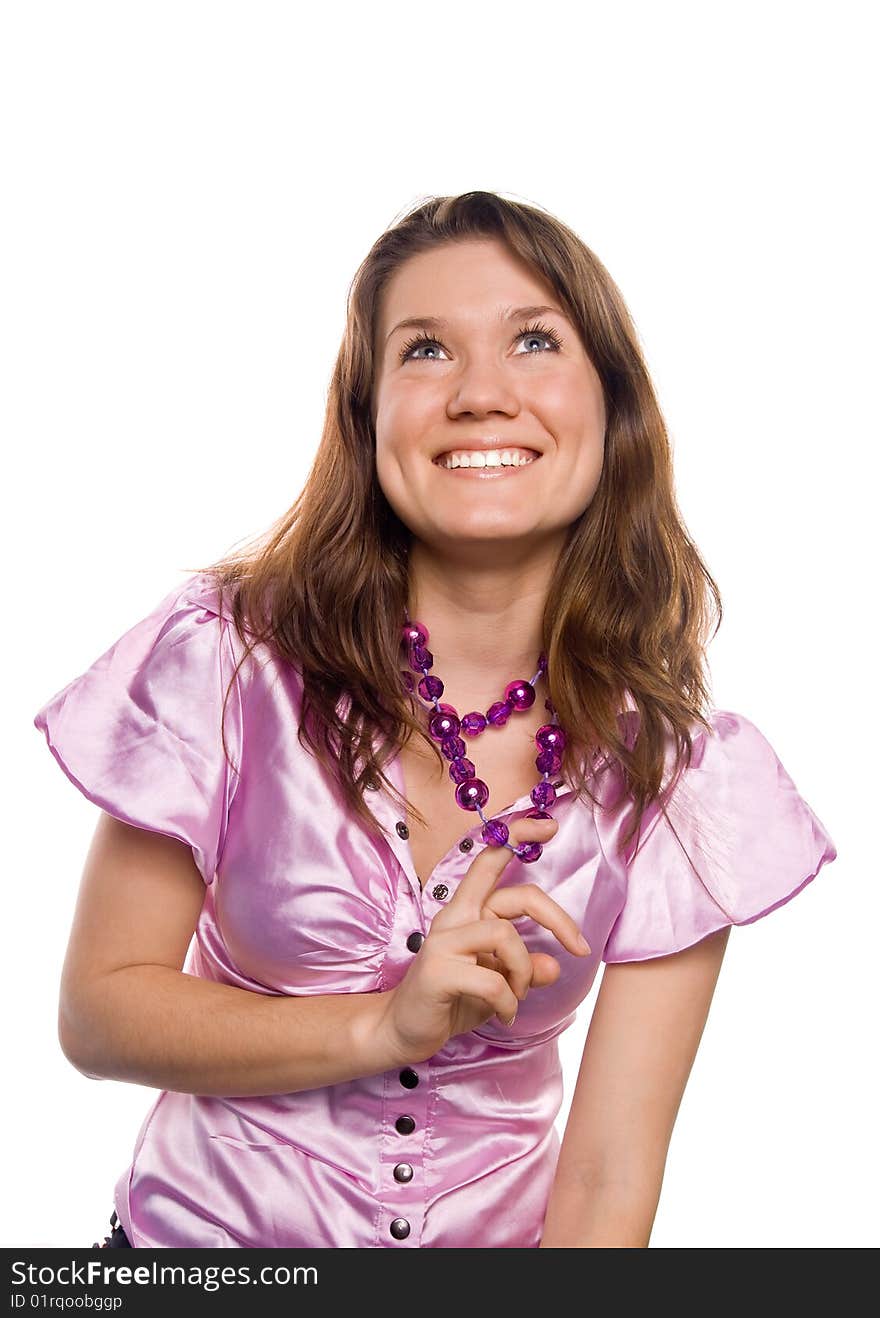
[35,191,837,1249]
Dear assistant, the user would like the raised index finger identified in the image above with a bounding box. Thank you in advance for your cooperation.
[445,815,560,919]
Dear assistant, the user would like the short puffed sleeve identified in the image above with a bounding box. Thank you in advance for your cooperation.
[33,573,244,886]
[601,709,837,963]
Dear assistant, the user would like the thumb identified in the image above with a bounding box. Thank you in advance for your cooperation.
[527,951,564,988]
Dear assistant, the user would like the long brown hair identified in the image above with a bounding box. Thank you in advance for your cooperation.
[187,190,722,859]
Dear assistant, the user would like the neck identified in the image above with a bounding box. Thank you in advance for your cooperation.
[405,537,560,713]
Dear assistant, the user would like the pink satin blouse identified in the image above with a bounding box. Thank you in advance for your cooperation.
[33,572,838,1248]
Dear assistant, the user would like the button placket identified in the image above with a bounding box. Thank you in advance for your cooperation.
[391,815,485,910]
[372,865,430,1245]
[383,813,424,908]
[366,769,575,1246]
[379,1059,429,1247]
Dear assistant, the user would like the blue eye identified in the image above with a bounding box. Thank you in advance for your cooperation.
[398,320,564,364]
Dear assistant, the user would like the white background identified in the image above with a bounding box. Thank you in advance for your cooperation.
[3,1,875,1249]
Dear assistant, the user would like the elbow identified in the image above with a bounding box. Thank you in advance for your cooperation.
[59,1038,107,1082]
[57,997,105,1080]
[65,1058,106,1082]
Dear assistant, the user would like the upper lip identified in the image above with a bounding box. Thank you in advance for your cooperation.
[432,438,542,462]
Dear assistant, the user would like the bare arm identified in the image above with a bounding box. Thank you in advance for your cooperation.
[58,813,400,1096]
[540,925,731,1248]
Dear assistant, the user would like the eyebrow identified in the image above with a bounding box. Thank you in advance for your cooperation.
[385,304,571,344]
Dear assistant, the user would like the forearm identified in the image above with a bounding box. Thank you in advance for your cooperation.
[539,1170,661,1248]
[59,965,400,1096]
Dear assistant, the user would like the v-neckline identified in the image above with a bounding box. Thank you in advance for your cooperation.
[382,743,574,901]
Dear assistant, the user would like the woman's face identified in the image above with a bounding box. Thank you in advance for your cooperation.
[371,238,606,555]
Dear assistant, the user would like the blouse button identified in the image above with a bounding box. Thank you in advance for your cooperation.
[406,931,424,953]
[395,1114,416,1135]
[390,1218,411,1240]
[431,883,449,901]
[399,1067,419,1089]
[393,1163,414,1184]
[396,821,410,840]
[458,837,474,853]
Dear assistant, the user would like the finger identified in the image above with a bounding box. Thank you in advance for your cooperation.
[445,816,560,919]
[445,962,520,1026]
[435,918,534,1000]
[477,947,563,992]
[524,951,563,986]
[483,884,591,957]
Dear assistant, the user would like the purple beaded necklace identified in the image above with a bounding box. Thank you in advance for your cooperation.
[399,612,567,864]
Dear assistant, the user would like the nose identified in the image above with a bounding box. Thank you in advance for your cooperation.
[445,352,521,420]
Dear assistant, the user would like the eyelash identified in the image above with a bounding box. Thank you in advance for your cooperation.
[397,319,564,365]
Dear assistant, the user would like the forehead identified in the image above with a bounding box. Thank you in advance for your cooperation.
[377,239,560,338]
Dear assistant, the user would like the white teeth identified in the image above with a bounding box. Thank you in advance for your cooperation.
[435,449,538,470]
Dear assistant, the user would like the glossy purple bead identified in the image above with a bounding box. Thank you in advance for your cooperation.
[402,622,428,648]
[429,710,460,741]
[418,674,444,701]
[535,747,563,774]
[438,702,457,716]
[410,643,432,671]
[487,700,513,727]
[536,723,566,751]
[516,841,543,864]
[482,818,509,846]
[449,758,475,784]
[504,680,535,712]
[440,735,467,761]
[460,712,487,736]
[454,777,489,810]
[531,781,557,809]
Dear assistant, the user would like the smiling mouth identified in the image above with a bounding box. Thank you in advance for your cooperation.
[431,452,543,477]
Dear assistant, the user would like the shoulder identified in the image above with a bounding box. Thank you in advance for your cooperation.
[154,572,271,679]
[166,571,235,623]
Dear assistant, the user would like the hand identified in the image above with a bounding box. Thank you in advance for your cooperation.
[375,815,591,1065]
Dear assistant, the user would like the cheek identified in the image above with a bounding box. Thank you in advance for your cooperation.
[374,439,423,507]
[543,375,604,438]
[376,382,436,440]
